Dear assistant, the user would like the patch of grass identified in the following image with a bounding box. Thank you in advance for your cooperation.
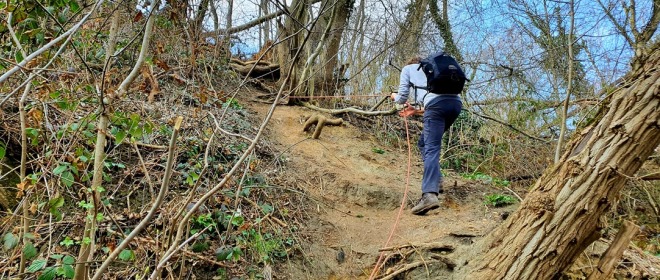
[236,229,287,264]
[372,147,385,154]
[484,194,516,207]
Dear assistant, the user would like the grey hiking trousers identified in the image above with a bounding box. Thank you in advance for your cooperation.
[418,95,462,194]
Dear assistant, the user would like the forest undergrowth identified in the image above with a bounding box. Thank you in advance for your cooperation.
[1,7,659,279]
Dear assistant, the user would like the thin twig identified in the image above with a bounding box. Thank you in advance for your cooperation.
[503,186,523,202]
[90,117,183,280]
[131,142,155,197]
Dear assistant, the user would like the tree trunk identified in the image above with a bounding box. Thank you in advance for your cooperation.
[193,0,210,38]
[554,0,575,163]
[276,0,310,94]
[384,0,427,89]
[392,0,427,62]
[320,0,352,93]
[458,47,660,280]
[260,0,270,43]
[429,0,461,62]
[225,0,233,57]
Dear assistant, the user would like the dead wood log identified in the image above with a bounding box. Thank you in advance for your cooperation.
[587,220,640,280]
[229,58,272,67]
[303,102,397,116]
[621,242,660,278]
[303,114,343,139]
[639,172,660,181]
[229,60,280,79]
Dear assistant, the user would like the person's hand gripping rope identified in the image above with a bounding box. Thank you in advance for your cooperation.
[391,93,423,117]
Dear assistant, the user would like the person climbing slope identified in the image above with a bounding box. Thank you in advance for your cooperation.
[390,53,467,215]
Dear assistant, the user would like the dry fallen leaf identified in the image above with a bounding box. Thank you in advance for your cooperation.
[16,181,30,199]
[29,203,38,215]
[27,108,43,127]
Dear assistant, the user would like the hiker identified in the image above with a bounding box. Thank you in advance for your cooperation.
[390,54,465,215]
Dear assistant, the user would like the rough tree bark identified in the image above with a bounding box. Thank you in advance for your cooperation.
[320,0,353,90]
[275,0,310,91]
[457,46,660,279]
[323,0,355,82]
[392,0,428,61]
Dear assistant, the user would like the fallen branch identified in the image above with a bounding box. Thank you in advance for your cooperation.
[621,243,660,278]
[503,186,523,202]
[639,172,660,181]
[587,220,640,280]
[201,0,322,37]
[229,58,272,67]
[244,197,288,227]
[104,227,233,268]
[370,95,390,111]
[302,102,397,116]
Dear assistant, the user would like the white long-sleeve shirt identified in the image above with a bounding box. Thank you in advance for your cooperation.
[395,64,432,107]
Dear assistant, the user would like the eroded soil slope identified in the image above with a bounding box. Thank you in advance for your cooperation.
[250,103,515,279]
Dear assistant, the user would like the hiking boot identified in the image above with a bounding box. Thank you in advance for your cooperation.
[411,193,440,215]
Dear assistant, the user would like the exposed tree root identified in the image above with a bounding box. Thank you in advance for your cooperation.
[302,114,343,139]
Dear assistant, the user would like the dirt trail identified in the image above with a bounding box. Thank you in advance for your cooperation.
[250,103,512,279]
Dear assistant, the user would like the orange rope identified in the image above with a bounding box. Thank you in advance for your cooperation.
[368,115,412,280]
[286,94,387,99]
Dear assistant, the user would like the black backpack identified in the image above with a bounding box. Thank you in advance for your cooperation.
[415,52,468,94]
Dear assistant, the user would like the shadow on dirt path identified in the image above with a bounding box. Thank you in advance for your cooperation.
[250,103,515,279]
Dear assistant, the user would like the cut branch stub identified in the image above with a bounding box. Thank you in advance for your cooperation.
[303,114,343,139]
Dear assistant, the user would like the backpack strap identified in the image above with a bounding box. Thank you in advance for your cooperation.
[409,83,430,109]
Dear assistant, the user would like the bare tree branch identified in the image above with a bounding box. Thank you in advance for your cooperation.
[0,0,104,84]
[465,109,549,143]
